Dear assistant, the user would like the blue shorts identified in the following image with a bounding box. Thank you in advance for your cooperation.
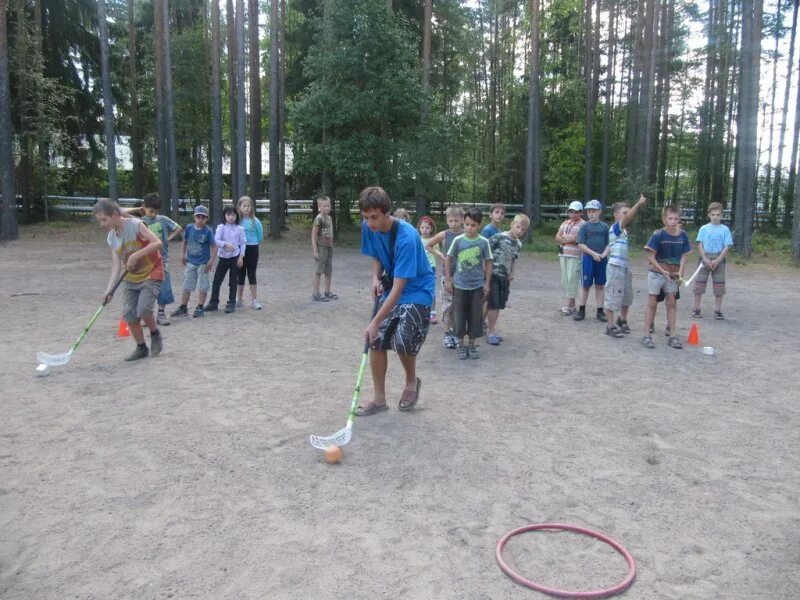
[158,269,175,306]
[582,254,608,287]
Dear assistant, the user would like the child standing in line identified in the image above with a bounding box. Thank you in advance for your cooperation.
[642,204,692,350]
[446,207,493,360]
[692,202,733,320]
[311,196,338,301]
[393,207,412,222]
[481,202,506,238]
[485,213,530,345]
[426,205,465,348]
[555,201,585,315]
[603,194,647,337]
[172,206,218,318]
[574,199,610,322]
[418,216,439,323]
[236,196,264,310]
[206,205,246,314]
[93,199,164,361]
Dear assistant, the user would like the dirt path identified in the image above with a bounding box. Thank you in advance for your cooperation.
[1,224,798,599]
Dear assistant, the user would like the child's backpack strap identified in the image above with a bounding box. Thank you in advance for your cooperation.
[388,218,399,276]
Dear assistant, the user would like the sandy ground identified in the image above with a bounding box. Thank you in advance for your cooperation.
[1,223,799,600]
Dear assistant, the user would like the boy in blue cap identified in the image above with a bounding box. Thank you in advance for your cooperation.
[172,205,218,318]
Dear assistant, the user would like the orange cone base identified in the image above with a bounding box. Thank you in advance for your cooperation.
[687,323,700,345]
[117,318,130,337]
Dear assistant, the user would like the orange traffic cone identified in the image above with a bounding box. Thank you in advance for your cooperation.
[687,323,700,346]
[117,318,130,337]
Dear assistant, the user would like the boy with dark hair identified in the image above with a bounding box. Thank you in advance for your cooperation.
[574,199,610,322]
[93,199,164,361]
[446,207,493,359]
[692,202,733,319]
[603,194,647,337]
[172,206,218,318]
[485,213,529,345]
[642,204,692,349]
[127,193,183,325]
[358,186,435,415]
[481,202,506,238]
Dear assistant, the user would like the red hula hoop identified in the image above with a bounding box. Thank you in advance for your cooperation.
[495,523,636,599]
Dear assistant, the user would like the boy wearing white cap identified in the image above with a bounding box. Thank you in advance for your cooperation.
[555,201,585,315]
[575,199,610,322]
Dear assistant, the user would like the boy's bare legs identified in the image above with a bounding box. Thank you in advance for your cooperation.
[620,305,630,321]
[180,291,191,306]
[396,353,418,393]
[665,293,677,336]
[312,272,322,296]
[693,292,702,313]
[715,294,723,312]
[578,286,590,307]
[323,273,332,295]
[128,314,157,344]
[644,294,658,334]
[368,349,388,408]
[486,308,499,334]
[197,292,207,307]
[595,285,605,308]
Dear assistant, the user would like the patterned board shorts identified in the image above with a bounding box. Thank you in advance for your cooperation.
[604,264,633,311]
[693,254,726,296]
[371,302,431,356]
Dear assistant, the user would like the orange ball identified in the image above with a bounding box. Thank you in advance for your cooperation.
[324,446,343,464]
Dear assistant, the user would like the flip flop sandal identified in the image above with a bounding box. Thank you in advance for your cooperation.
[667,336,683,349]
[399,378,421,411]
[641,335,655,349]
[325,292,340,299]
[355,402,389,416]
[456,345,469,360]
[468,345,480,359]
[616,319,631,334]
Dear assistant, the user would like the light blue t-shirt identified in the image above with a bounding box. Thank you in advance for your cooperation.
[696,223,733,255]
[241,217,264,245]
[608,221,629,268]
[361,219,435,306]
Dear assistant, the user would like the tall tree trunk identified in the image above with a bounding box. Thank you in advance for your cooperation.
[210,0,223,224]
[601,0,617,203]
[733,0,763,258]
[524,0,542,225]
[248,0,261,199]
[154,0,169,208]
[128,0,144,198]
[13,0,30,220]
[269,0,281,238]
[415,0,432,217]
[97,0,117,200]
[227,0,238,201]
[235,0,246,199]
[162,0,179,218]
[764,0,782,224]
[773,0,798,226]
[0,0,16,240]
[786,6,800,224]
[583,0,594,202]
[278,0,286,215]
[656,0,674,203]
[626,0,645,175]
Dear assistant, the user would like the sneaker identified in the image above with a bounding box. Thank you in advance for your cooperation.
[224,302,236,314]
[150,330,163,357]
[204,303,219,312]
[443,332,457,349]
[596,308,607,322]
[171,305,188,317]
[312,293,329,302]
[714,310,724,320]
[251,300,263,310]
[693,308,702,318]
[125,344,149,361]
[236,300,244,308]
[561,306,576,315]
[605,325,624,338]
[468,344,480,359]
[193,305,204,318]
[616,318,631,334]
[573,307,586,321]
[157,312,171,326]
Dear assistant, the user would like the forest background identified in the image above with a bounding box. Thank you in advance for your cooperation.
[1,0,799,261]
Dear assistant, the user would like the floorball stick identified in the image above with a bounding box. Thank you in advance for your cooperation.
[36,271,128,367]
[680,263,704,288]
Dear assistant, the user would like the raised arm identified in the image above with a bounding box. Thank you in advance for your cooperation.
[621,194,647,228]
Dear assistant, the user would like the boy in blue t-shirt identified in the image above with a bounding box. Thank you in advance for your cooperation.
[480,203,506,238]
[358,187,435,416]
[172,206,218,318]
[642,204,692,349]
[575,199,610,322]
[692,202,733,320]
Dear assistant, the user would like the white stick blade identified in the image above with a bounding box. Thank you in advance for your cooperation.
[36,350,73,366]
[309,427,352,451]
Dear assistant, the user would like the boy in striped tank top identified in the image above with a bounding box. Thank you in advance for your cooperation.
[94,199,165,361]
[426,205,465,349]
